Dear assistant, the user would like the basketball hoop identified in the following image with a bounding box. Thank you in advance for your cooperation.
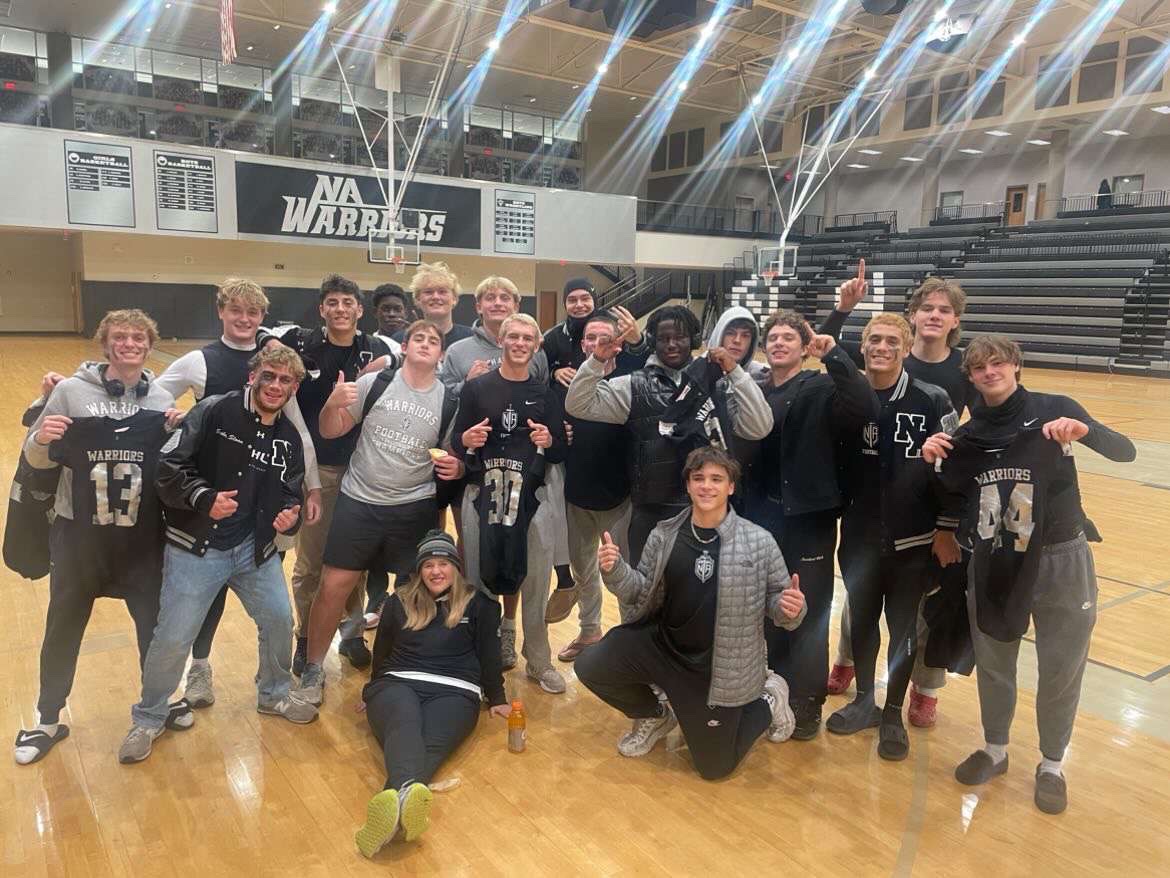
[761,271,779,284]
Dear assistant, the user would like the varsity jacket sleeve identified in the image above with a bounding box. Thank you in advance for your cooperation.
[1050,395,1137,462]
[281,395,321,492]
[725,365,774,441]
[278,421,306,536]
[474,594,507,707]
[155,396,219,516]
[762,530,805,630]
[825,345,879,430]
[600,523,663,607]
[155,350,207,401]
[564,355,633,424]
[818,309,864,367]
[369,595,403,680]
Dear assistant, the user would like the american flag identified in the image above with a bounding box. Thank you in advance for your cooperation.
[220,0,237,66]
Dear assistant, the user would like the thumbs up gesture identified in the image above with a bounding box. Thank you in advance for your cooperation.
[326,370,358,410]
[780,572,804,619]
[598,531,621,573]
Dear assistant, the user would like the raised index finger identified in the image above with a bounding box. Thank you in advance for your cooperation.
[857,258,866,283]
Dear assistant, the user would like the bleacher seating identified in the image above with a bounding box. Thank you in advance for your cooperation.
[721,202,1170,374]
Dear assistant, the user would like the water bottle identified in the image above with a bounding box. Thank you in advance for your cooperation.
[507,699,526,753]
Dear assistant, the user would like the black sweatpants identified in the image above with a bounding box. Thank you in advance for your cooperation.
[575,623,772,781]
[747,501,838,706]
[37,519,161,724]
[840,544,932,710]
[628,502,687,568]
[364,677,480,790]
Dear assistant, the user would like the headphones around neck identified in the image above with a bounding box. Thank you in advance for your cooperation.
[100,365,150,399]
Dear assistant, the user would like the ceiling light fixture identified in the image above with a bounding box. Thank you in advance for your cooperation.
[787,47,799,60]
[900,156,924,162]
[629,95,637,101]
[858,148,882,155]
[862,67,875,81]
[677,80,688,91]
[1150,105,1170,114]
[1103,128,1129,136]
[1011,33,1026,47]
[488,37,501,52]
[323,2,338,14]
[846,163,869,169]
[273,24,280,30]
[958,148,983,154]
[571,84,579,90]
[246,45,254,51]
[986,129,1011,137]
[752,93,762,106]
[1026,138,1050,145]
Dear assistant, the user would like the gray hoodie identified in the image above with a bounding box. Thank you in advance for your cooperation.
[708,305,769,382]
[564,351,773,441]
[24,362,175,519]
[438,322,549,397]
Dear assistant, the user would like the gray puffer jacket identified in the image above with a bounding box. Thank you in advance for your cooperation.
[602,506,806,708]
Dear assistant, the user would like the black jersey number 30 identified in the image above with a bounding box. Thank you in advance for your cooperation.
[484,468,522,527]
[89,462,143,527]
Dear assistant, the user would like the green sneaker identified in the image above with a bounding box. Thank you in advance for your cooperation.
[398,782,434,842]
[355,789,400,859]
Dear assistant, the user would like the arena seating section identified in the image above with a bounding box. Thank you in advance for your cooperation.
[723,203,1170,373]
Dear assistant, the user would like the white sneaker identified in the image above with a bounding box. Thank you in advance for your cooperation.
[763,672,795,743]
[296,663,325,706]
[258,693,319,724]
[184,661,215,708]
[617,706,677,758]
[526,666,566,694]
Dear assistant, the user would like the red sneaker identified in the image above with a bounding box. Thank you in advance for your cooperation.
[826,664,855,695]
[908,686,938,728]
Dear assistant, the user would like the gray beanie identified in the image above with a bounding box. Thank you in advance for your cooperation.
[414,529,462,574]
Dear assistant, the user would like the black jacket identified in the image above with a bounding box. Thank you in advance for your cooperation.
[627,362,691,507]
[364,590,506,707]
[751,345,878,516]
[840,369,959,557]
[156,389,305,565]
[543,317,651,383]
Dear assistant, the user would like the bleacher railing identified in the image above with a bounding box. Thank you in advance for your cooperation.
[1054,189,1170,216]
[933,202,1005,223]
[830,211,897,231]
[636,200,823,238]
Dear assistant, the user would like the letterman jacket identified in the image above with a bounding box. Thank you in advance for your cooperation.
[156,388,305,565]
[839,368,959,558]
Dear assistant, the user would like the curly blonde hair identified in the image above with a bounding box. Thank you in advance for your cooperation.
[95,309,159,349]
[410,261,460,297]
[248,345,306,383]
[216,278,270,312]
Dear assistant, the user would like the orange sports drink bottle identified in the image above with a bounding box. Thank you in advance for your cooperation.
[507,700,526,753]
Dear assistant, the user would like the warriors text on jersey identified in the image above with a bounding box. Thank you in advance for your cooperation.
[48,410,170,596]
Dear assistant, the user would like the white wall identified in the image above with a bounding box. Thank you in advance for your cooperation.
[0,230,79,331]
[635,231,769,268]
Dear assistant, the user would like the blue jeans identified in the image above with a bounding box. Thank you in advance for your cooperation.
[133,539,293,729]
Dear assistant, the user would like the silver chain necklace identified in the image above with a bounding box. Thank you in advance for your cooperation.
[690,518,718,544]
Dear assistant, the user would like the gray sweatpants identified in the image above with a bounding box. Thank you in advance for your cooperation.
[969,534,1097,761]
[566,499,631,636]
[835,596,947,690]
[461,482,556,673]
[545,463,570,568]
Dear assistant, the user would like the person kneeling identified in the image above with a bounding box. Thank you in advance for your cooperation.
[576,447,805,780]
[356,531,510,858]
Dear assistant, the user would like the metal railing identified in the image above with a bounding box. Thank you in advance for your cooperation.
[830,210,897,231]
[933,202,1006,223]
[978,240,1168,261]
[636,200,823,239]
[598,268,720,318]
[1055,188,1170,216]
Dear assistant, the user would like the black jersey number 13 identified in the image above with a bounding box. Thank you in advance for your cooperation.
[89,462,143,527]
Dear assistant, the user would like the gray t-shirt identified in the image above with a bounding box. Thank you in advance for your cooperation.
[341,371,446,505]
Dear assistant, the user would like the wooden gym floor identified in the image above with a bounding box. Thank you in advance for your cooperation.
[1,336,1168,877]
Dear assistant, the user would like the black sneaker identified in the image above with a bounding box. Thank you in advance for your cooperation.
[1034,765,1068,814]
[293,636,308,677]
[790,700,822,741]
[339,636,372,669]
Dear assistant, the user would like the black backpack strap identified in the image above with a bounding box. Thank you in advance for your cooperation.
[438,388,459,444]
[361,366,398,421]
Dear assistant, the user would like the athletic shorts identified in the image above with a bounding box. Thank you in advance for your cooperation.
[322,493,439,575]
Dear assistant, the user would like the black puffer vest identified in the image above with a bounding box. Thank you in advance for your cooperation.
[626,364,687,507]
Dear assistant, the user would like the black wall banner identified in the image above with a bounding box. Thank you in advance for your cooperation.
[234,161,481,250]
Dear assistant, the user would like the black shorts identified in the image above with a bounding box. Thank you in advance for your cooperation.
[323,493,439,575]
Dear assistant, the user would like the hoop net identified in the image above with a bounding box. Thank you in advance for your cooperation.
[757,244,800,279]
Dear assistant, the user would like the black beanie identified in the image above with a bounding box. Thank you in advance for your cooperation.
[414,529,462,574]
[563,277,595,301]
